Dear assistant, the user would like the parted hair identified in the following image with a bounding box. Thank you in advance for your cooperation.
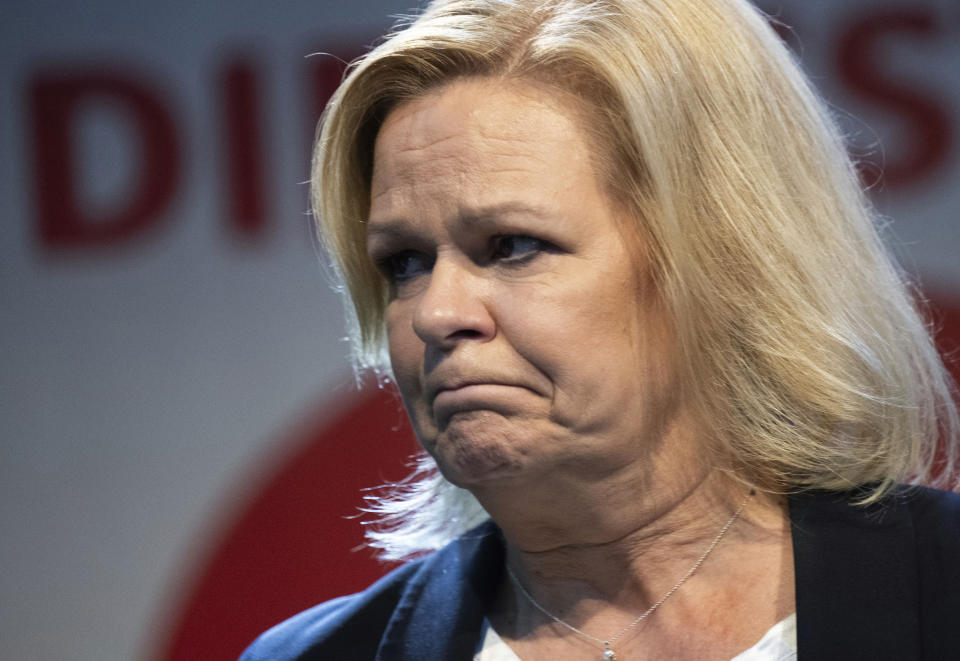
[312,0,959,559]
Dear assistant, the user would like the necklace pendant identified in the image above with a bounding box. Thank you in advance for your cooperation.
[602,644,617,660]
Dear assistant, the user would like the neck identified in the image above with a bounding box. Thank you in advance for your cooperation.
[486,474,790,641]
[503,471,759,599]
[503,487,757,657]
[475,439,795,658]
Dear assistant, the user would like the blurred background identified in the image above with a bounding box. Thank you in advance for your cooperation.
[1,0,958,659]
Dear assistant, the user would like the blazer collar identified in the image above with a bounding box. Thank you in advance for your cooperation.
[789,489,921,658]
[377,522,504,660]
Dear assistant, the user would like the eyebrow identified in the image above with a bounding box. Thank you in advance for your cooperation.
[366,202,553,241]
[458,202,552,227]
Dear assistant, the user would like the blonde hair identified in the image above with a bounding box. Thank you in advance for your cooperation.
[313,0,960,559]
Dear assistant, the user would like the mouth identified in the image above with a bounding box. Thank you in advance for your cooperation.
[429,378,512,403]
[433,379,483,395]
[430,382,532,425]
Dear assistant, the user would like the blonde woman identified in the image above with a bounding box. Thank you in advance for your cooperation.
[243,0,960,658]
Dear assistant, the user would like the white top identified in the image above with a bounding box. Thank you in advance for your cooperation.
[474,613,797,661]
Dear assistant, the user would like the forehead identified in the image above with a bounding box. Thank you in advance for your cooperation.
[369,78,598,210]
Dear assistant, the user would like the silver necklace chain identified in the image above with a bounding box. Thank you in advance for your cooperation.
[505,490,754,661]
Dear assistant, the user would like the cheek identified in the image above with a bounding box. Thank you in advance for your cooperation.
[387,324,423,372]
[386,309,420,383]
[541,277,658,388]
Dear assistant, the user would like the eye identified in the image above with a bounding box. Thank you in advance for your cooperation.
[375,250,433,284]
[490,235,549,262]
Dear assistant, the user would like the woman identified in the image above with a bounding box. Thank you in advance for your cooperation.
[243,0,960,658]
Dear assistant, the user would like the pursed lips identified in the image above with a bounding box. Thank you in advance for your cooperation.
[426,377,535,410]
[429,379,507,402]
[429,383,530,426]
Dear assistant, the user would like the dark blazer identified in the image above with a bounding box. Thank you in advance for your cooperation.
[240,487,960,660]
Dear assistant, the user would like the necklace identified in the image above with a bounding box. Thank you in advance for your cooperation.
[505,490,754,661]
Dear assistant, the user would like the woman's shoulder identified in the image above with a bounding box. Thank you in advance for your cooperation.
[239,520,503,660]
[900,484,960,523]
[238,560,423,661]
[893,485,960,561]
[789,484,960,553]
[789,484,960,522]
[787,486,959,659]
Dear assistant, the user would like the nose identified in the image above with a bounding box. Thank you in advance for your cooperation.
[412,258,495,349]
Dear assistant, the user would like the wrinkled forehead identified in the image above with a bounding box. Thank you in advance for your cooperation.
[370,78,593,195]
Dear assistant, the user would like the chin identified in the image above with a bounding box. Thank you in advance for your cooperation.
[428,412,527,487]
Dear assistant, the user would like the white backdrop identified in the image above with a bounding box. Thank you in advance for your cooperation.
[1,1,958,659]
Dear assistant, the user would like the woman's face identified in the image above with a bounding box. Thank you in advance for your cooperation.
[367,78,689,491]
